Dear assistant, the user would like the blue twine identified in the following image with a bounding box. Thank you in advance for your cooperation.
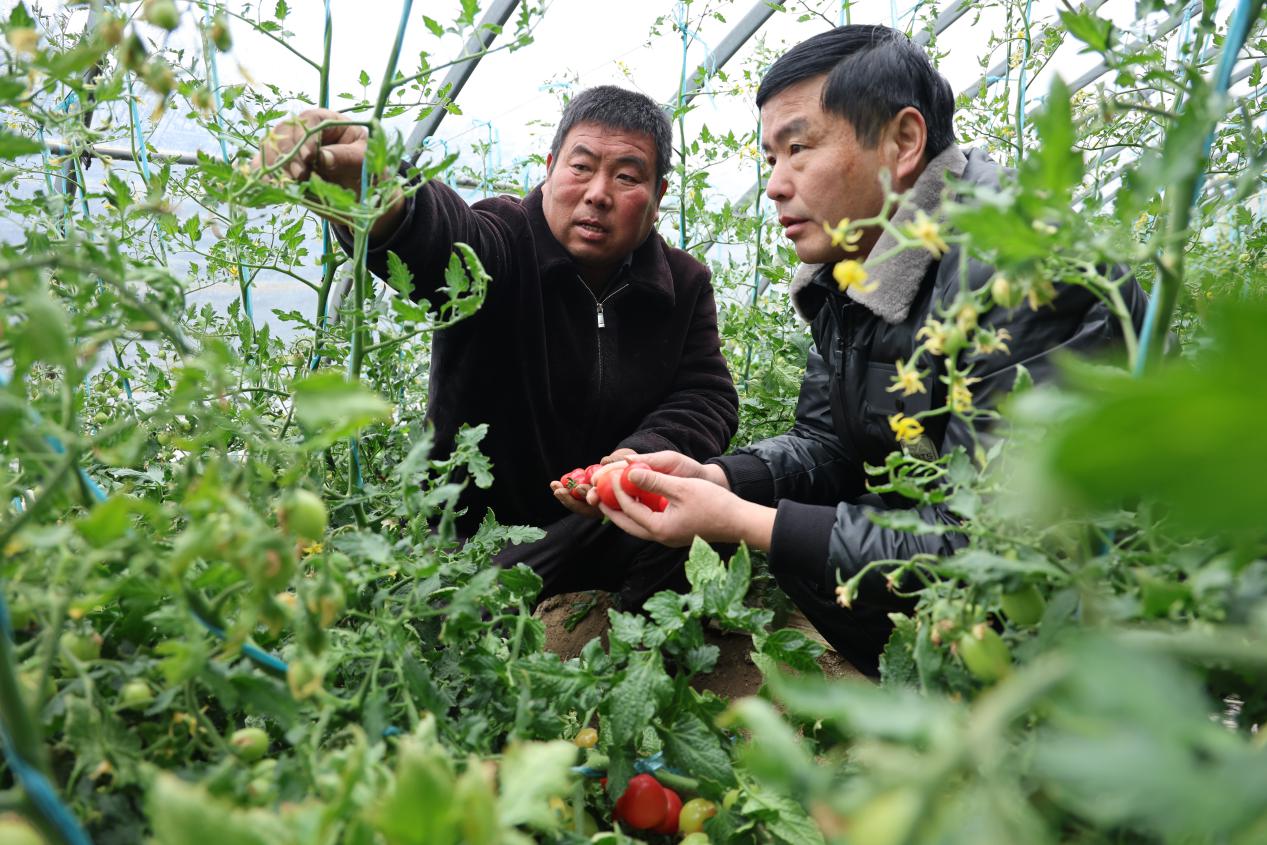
[188,608,289,677]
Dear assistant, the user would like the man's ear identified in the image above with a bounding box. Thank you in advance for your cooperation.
[888,107,928,190]
[656,177,668,204]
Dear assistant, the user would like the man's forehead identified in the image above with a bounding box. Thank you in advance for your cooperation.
[559,124,655,161]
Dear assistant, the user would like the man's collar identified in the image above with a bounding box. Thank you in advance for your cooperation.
[789,144,969,324]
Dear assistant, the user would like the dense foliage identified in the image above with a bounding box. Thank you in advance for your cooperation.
[1,1,1266,843]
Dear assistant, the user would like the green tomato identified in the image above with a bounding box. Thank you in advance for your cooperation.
[681,834,712,845]
[59,630,102,668]
[573,727,598,749]
[118,680,153,710]
[722,788,740,810]
[143,0,181,31]
[279,490,327,541]
[678,798,717,835]
[229,727,269,762]
[0,815,44,845]
[1000,583,1046,627]
[849,787,923,845]
[209,14,232,51]
[958,625,1011,683]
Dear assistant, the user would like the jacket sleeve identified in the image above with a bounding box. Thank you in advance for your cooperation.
[616,276,739,461]
[710,345,867,506]
[332,180,518,309]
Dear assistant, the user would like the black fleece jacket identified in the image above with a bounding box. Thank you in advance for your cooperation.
[340,180,738,537]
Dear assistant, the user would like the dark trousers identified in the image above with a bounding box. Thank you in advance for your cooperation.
[771,568,916,678]
[492,513,690,611]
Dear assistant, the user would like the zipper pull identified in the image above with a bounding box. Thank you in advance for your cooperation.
[596,303,606,329]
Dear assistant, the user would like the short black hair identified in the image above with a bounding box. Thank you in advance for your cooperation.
[549,85,673,183]
[756,25,955,159]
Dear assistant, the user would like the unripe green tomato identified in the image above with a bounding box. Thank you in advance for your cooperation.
[92,411,109,425]
[210,14,232,51]
[118,679,153,710]
[1000,583,1046,627]
[280,489,327,541]
[722,788,740,810]
[0,814,44,845]
[98,16,124,46]
[573,727,598,748]
[6,594,34,631]
[958,626,1012,682]
[681,834,711,845]
[143,59,176,97]
[143,0,181,31]
[59,630,102,667]
[678,798,717,835]
[229,727,269,762]
[849,787,922,845]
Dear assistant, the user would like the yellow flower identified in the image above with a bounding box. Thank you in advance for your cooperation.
[974,328,1012,356]
[886,359,927,396]
[823,218,864,252]
[1026,280,1057,311]
[833,259,875,293]
[954,303,978,334]
[6,27,38,56]
[916,318,949,356]
[904,210,949,258]
[949,377,982,413]
[888,413,925,445]
[835,584,853,609]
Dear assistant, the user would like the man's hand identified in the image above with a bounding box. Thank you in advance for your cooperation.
[616,450,730,489]
[589,464,774,550]
[253,108,404,238]
[548,448,640,519]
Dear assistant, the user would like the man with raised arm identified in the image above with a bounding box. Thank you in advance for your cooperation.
[257,87,738,609]
[590,26,1146,674]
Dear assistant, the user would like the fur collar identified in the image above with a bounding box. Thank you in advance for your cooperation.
[789,144,968,324]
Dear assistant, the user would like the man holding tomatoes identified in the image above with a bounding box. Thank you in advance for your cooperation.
[591,26,1147,674]
[256,87,738,609]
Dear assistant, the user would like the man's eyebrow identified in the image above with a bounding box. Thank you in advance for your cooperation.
[567,143,598,159]
[761,117,810,151]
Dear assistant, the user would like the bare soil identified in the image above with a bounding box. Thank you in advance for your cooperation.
[534,591,864,701]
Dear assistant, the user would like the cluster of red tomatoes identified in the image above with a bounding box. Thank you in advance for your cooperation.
[612,774,717,837]
[558,460,668,513]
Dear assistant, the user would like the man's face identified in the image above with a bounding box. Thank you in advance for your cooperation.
[542,122,668,282]
[760,75,890,265]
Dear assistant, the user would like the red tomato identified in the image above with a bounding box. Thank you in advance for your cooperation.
[582,464,602,484]
[654,788,682,834]
[613,773,667,830]
[619,462,668,513]
[591,461,628,510]
[559,467,588,500]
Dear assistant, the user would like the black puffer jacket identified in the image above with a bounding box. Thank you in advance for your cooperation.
[713,147,1147,594]
[338,181,739,537]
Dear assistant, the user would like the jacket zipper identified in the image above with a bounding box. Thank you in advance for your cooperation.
[584,280,629,329]
[575,276,631,442]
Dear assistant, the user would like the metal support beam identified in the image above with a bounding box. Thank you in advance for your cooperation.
[405,0,522,162]
[669,0,778,108]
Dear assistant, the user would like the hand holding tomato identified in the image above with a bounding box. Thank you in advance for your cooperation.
[592,465,778,551]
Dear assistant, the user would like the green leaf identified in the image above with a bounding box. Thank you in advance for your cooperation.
[1019,76,1082,211]
[608,650,668,747]
[423,15,445,37]
[1058,8,1114,52]
[0,130,42,159]
[386,250,415,297]
[358,69,370,87]
[76,495,146,547]
[273,0,289,19]
[684,536,724,589]
[148,774,294,845]
[766,670,959,742]
[496,741,577,830]
[291,371,392,449]
[661,711,735,787]
[370,732,459,845]
[8,2,34,28]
